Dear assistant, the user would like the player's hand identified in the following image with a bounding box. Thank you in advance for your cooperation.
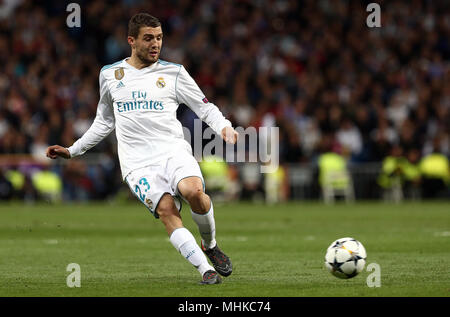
[221,126,238,144]
[46,145,71,159]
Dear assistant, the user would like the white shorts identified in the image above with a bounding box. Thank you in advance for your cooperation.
[125,151,204,218]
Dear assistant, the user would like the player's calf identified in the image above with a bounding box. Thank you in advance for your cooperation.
[170,227,217,283]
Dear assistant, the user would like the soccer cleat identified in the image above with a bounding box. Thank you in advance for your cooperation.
[200,270,222,285]
[201,242,233,277]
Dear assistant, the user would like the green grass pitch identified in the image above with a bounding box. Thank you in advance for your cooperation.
[0,201,448,297]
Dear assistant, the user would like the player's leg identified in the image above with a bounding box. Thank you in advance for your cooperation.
[177,176,215,246]
[125,167,220,284]
[156,193,221,284]
[178,176,233,277]
[155,193,183,236]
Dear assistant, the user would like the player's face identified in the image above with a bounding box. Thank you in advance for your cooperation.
[130,26,163,65]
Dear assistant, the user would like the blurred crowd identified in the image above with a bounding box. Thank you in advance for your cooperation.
[0,0,449,201]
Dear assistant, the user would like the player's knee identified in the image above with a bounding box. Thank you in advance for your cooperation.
[186,189,211,213]
[185,187,204,204]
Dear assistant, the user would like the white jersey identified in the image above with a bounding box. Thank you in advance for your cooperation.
[68,58,232,179]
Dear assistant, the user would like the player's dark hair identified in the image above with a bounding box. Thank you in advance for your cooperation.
[128,13,161,38]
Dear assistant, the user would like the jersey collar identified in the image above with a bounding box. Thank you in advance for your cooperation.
[123,57,158,71]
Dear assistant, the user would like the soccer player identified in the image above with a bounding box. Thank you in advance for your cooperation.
[46,13,238,285]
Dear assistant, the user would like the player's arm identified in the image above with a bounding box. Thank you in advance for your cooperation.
[175,66,238,144]
[46,71,115,160]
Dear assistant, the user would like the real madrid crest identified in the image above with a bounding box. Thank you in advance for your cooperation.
[115,67,124,80]
[156,77,166,88]
[145,198,153,209]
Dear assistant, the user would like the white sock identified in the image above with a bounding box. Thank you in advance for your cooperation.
[191,202,216,250]
[169,227,213,276]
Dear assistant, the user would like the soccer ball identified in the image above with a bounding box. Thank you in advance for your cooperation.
[324,237,367,279]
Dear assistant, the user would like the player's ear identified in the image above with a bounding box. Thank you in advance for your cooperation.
[127,36,135,48]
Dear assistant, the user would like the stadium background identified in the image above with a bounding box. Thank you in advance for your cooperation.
[0,0,449,203]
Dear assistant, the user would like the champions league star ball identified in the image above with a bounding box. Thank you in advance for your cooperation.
[325,237,367,279]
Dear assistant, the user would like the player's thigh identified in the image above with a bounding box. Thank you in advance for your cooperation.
[168,151,205,198]
[155,193,181,219]
[125,165,174,219]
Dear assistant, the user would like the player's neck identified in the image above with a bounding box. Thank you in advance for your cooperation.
[126,55,156,70]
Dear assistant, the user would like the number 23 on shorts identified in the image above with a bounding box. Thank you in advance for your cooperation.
[135,177,150,202]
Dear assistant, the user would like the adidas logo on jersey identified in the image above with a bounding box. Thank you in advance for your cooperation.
[116,81,125,88]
